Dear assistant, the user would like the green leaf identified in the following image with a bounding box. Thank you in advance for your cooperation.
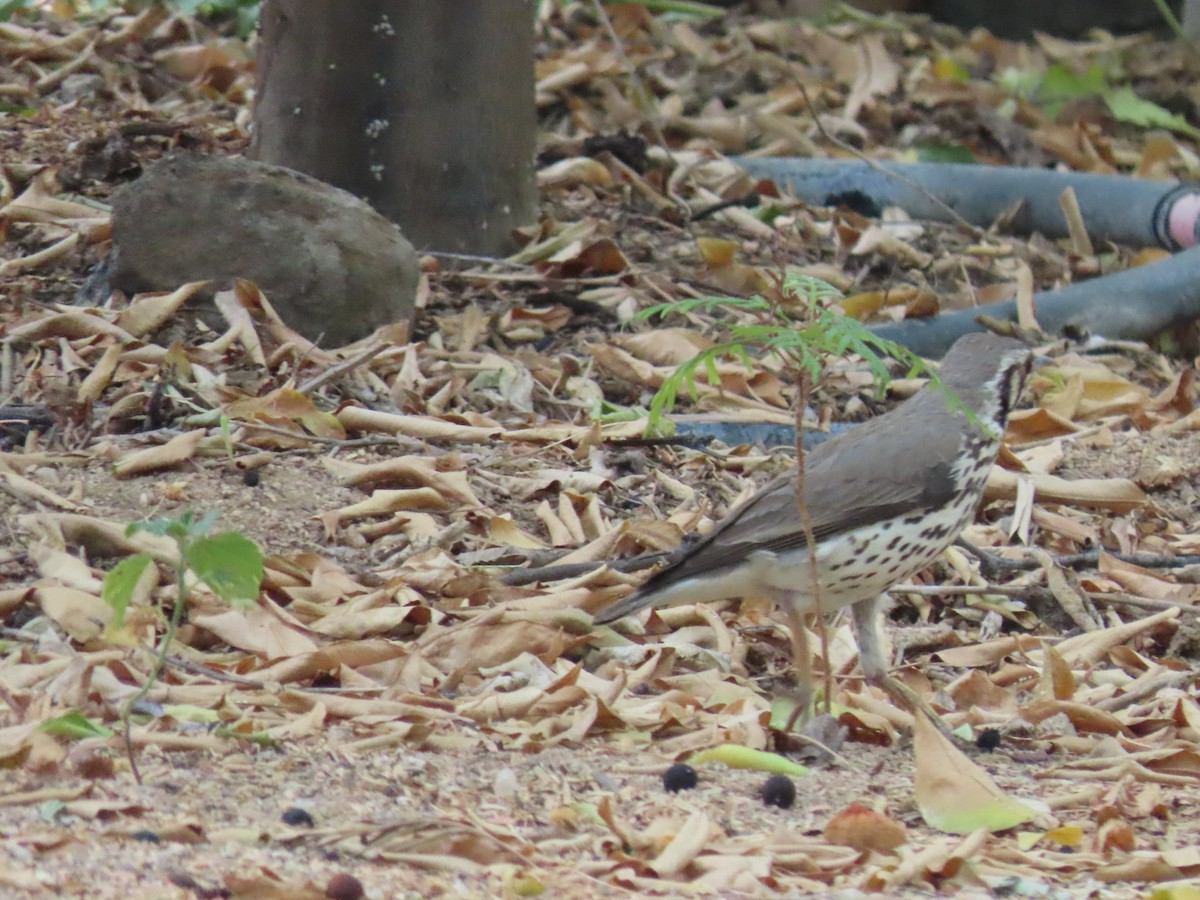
[184,531,263,605]
[590,399,652,425]
[101,553,153,628]
[1105,86,1200,138]
[0,0,32,21]
[213,726,278,747]
[915,143,977,164]
[128,509,218,542]
[1030,62,1108,119]
[1151,888,1200,900]
[39,712,115,740]
[602,0,725,17]
[1037,62,1107,101]
[161,704,220,723]
[688,744,809,776]
[914,713,1040,834]
[127,516,184,540]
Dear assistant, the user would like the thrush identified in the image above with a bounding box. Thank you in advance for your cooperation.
[594,332,1035,729]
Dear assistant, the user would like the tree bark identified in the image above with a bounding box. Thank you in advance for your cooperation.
[252,0,538,256]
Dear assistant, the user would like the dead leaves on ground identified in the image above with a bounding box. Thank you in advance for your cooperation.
[5,2,1200,895]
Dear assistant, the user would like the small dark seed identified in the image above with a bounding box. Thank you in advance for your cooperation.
[325,873,365,900]
[281,806,315,827]
[130,830,160,843]
[760,774,795,809]
[662,763,698,793]
[975,728,1002,752]
[242,469,261,487]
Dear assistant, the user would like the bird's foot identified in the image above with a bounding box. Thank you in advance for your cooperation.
[778,682,815,734]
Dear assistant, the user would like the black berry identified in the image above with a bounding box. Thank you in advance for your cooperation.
[662,763,697,793]
[325,873,364,900]
[760,774,795,809]
[975,728,1002,752]
[242,469,261,487]
[281,806,315,827]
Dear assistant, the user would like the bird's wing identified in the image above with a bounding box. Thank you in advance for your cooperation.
[634,396,964,594]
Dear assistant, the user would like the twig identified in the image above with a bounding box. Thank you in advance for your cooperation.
[960,542,1200,576]
[432,251,529,268]
[1150,0,1189,41]
[589,0,672,154]
[1093,669,1194,713]
[1,339,13,401]
[793,366,832,717]
[34,39,98,94]
[161,655,265,688]
[296,341,388,397]
[122,567,191,785]
[233,419,424,451]
[1058,187,1093,258]
[1088,591,1199,617]
[794,80,986,241]
[0,626,40,644]
[604,433,716,450]
[692,191,762,221]
[787,728,852,767]
[895,582,1200,617]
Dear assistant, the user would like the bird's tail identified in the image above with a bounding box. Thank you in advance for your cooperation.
[591,586,657,625]
[592,569,733,624]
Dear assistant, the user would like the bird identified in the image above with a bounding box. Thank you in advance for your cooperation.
[594,331,1035,730]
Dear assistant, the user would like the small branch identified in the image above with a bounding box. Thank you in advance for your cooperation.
[793,367,832,715]
[604,433,715,450]
[122,568,192,785]
[161,655,265,688]
[296,341,389,397]
[960,542,1200,577]
[0,626,40,643]
[231,419,425,452]
[1093,668,1193,712]
[895,582,1200,617]
[794,80,985,240]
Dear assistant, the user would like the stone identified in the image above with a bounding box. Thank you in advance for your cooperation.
[109,153,419,346]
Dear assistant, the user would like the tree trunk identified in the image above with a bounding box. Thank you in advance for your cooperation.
[252,0,538,256]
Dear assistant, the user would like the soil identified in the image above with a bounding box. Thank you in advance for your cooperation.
[2,5,1200,898]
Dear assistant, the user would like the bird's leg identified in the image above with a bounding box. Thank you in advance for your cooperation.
[851,594,957,740]
[781,600,814,733]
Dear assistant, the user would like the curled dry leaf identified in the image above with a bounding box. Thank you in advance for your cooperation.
[111,430,205,478]
[986,467,1148,512]
[824,803,908,854]
[913,712,1043,835]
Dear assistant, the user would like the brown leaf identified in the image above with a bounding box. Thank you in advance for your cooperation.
[824,803,908,853]
[112,430,205,478]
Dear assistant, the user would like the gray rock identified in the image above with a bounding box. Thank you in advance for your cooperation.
[110,153,418,346]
